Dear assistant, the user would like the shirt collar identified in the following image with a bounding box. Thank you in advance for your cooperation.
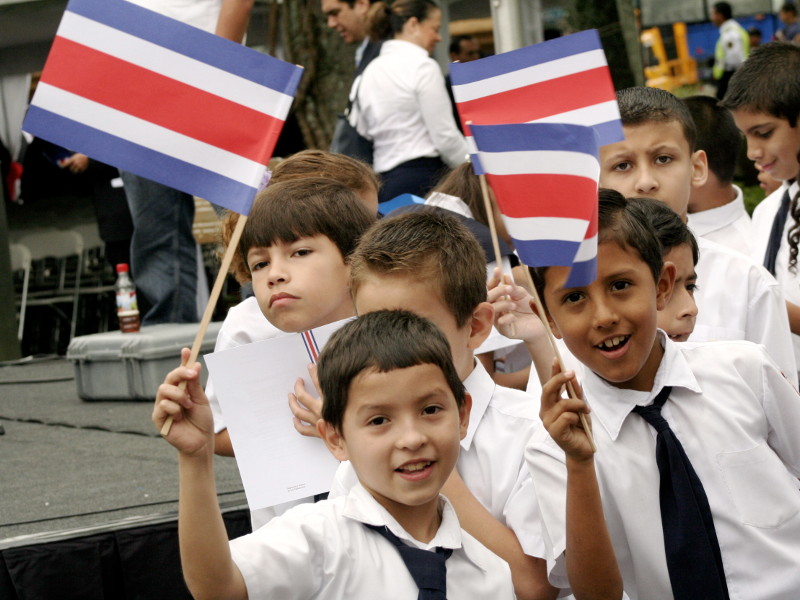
[461,360,494,450]
[355,37,369,67]
[582,330,702,441]
[381,39,429,58]
[687,185,745,236]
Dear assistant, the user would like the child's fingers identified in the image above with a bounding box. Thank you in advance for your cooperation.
[487,266,503,290]
[308,363,321,392]
[291,415,323,438]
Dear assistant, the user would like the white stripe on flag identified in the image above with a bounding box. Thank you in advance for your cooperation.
[479,150,599,179]
[574,233,598,262]
[33,82,265,187]
[529,101,621,127]
[452,49,607,103]
[502,215,590,242]
[58,11,294,119]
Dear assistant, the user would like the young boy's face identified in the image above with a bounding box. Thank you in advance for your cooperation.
[247,234,353,332]
[731,110,800,182]
[657,244,698,342]
[600,121,708,219]
[353,274,489,381]
[541,241,673,391]
[322,363,469,524]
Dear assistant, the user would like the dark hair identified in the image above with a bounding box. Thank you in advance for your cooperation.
[626,196,699,265]
[713,2,732,20]
[532,189,664,306]
[616,87,697,151]
[449,34,475,55]
[682,95,740,184]
[318,310,466,431]
[781,2,797,16]
[237,178,374,279]
[367,0,438,41]
[720,42,800,127]
[427,161,489,225]
[350,209,487,327]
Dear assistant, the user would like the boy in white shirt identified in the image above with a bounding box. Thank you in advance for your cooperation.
[153,310,515,599]
[528,189,800,599]
[600,86,797,385]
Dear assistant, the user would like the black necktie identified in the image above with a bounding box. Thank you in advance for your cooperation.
[633,386,730,600]
[365,523,452,599]
[763,188,791,275]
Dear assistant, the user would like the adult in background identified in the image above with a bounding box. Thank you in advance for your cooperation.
[711,1,749,100]
[445,34,481,133]
[777,2,800,43]
[119,0,253,325]
[351,0,468,203]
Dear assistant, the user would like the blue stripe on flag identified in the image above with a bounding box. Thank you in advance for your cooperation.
[512,238,582,268]
[450,29,601,86]
[471,122,599,155]
[592,119,624,147]
[566,257,597,288]
[66,0,302,94]
[24,105,256,215]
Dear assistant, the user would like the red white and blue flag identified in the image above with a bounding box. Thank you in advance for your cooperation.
[301,329,320,364]
[470,122,599,286]
[22,0,303,215]
[450,29,622,175]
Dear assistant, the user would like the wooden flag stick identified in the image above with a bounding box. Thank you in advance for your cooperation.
[478,174,504,267]
[160,213,249,436]
[522,266,596,453]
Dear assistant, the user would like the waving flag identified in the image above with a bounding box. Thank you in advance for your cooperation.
[22,0,303,215]
[471,122,600,286]
[450,29,621,174]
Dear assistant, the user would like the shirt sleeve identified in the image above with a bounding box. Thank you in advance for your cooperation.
[415,59,469,168]
[760,348,800,478]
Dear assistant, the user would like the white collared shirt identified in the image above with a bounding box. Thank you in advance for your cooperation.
[687,185,753,254]
[691,236,797,386]
[351,39,468,173]
[230,482,515,599]
[330,361,547,560]
[125,0,222,32]
[527,332,800,600]
[751,180,800,375]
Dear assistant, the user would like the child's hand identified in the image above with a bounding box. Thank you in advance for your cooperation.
[487,267,546,343]
[540,360,594,462]
[288,364,323,439]
[153,348,214,456]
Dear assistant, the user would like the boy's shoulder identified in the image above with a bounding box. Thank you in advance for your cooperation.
[467,361,539,424]
[695,235,779,288]
[752,183,789,225]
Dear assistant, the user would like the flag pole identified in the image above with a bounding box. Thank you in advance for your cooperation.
[161,213,248,436]
[478,174,504,267]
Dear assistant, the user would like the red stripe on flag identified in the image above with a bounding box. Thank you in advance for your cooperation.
[487,174,597,220]
[457,67,614,127]
[41,37,283,163]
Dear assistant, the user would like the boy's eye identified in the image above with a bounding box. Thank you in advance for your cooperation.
[250,260,268,272]
[755,129,773,139]
[612,161,632,172]
[686,282,698,295]
[655,155,672,165]
[611,280,630,292]
[293,248,312,258]
[562,291,584,304]
[367,416,388,426]
[422,405,442,416]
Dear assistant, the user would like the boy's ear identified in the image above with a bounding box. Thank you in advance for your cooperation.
[690,149,709,189]
[466,302,495,350]
[656,261,677,311]
[530,297,562,339]
[318,420,349,462]
[458,393,473,440]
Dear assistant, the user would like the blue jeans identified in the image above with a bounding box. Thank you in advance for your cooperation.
[121,172,198,325]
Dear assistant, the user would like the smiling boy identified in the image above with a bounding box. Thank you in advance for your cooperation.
[528,189,800,599]
[154,310,514,599]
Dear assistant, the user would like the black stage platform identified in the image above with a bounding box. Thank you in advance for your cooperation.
[0,356,250,599]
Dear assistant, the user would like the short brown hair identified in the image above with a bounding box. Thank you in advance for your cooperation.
[350,209,487,327]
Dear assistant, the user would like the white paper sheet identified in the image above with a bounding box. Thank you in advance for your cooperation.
[204,319,349,510]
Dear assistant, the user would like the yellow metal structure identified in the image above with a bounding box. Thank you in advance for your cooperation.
[641,22,698,91]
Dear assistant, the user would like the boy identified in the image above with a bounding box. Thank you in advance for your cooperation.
[153,310,515,599]
[528,189,800,599]
[630,196,699,342]
[324,210,562,600]
[599,86,797,386]
[683,95,753,254]
[720,41,800,381]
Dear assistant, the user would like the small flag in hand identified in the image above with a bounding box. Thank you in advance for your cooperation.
[22,0,303,215]
[470,122,600,287]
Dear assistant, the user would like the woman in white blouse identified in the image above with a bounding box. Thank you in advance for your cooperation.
[351,0,468,203]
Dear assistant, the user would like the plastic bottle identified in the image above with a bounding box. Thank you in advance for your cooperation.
[115,263,140,333]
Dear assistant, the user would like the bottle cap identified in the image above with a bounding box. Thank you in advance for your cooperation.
[116,263,129,273]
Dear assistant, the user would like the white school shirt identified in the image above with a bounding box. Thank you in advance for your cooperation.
[125,0,222,32]
[330,360,548,560]
[691,236,797,387]
[526,331,800,600]
[351,39,468,173]
[751,180,800,376]
[687,185,753,255]
[230,482,515,599]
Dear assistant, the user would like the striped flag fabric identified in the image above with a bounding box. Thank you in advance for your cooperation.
[470,122,600,287]
[450,29,622,174]
[22,0,303,215]
[301,329,321,364]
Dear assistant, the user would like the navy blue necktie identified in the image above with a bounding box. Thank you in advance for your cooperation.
[633,386,730,600]
[764,188,791,276]
[365,524,452,599]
